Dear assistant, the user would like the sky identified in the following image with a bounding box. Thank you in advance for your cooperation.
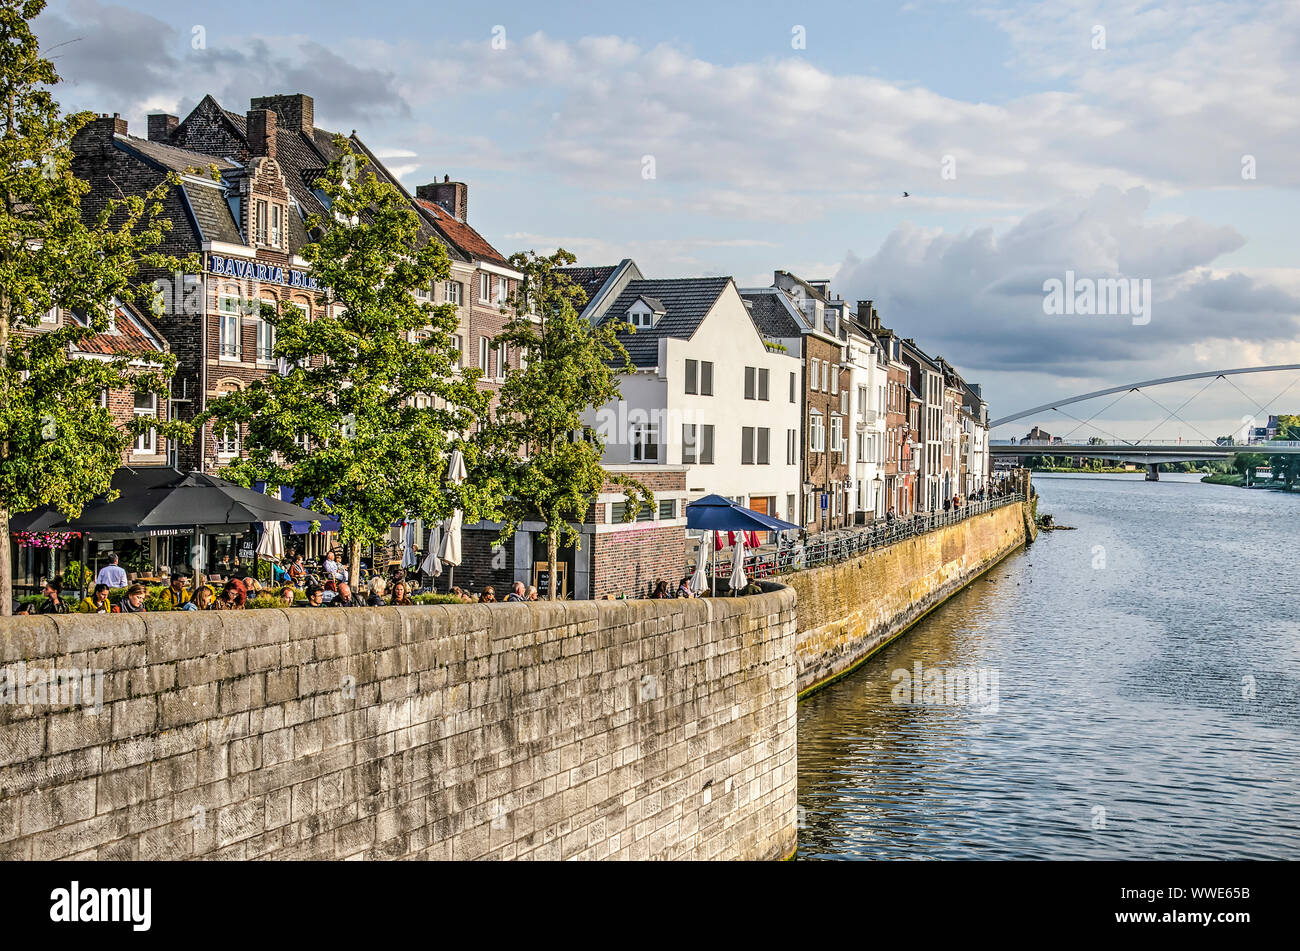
[34,0,1300,440]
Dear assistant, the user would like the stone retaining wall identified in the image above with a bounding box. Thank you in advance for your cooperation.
[0,588,797,861]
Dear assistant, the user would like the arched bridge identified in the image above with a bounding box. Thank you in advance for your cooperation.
[989,364,1300,476]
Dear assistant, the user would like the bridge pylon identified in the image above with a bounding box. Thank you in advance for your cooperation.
[1145,464,1160,482]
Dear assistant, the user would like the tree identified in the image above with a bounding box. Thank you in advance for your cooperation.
[1233,452,1267,485]
[0,0,190,614]
[482,249,651,600]
[205,140,496,583]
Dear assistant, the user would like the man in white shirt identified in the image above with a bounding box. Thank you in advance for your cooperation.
[322,550,348,583]
[95,553,128,588]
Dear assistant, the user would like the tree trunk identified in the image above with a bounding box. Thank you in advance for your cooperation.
[547,529,557,601]
[349,540,361,590]
[0,507,10,616]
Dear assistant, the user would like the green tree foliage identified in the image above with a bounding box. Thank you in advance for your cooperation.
[205,140,496,582]
[482,249,651,600]
[0,0,191,613]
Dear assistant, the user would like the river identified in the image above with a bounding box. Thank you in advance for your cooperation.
[796,473,1300,859]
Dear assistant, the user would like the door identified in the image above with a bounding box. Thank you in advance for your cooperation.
[748,496,772,545]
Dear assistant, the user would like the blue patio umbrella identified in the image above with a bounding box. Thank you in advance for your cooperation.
[685,494,800,533]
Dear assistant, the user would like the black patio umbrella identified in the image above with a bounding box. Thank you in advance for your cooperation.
[47,470,326,534]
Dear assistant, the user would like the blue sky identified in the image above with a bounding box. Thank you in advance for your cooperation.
[37,0,1300,437]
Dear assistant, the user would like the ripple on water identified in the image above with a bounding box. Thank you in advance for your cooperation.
[797,474,1300,859]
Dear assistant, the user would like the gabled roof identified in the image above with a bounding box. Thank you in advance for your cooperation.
[413,198,508,268]
[600,277,733,368]
[774,269,830,303]
[69,299,169,359]
[559,265,618,302]
[557,259,644,320]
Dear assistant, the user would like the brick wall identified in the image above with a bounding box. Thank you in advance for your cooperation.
[591,525,689,600]
[0,589,797,861]
[788,501,1029,694]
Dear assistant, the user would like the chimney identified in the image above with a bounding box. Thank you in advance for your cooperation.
[147,113,178,142]
[249,93,314,134]
[857,299,881,331]
[72,113,128,157]
[416,175,468,223]
[246,108,277,160]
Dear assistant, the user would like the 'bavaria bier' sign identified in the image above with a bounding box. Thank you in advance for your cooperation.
[209,254,321,291]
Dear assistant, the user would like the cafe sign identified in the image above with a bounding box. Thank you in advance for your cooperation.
[209,254,321,291]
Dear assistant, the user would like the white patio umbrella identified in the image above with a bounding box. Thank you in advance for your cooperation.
[420,522,443,578]
[439,450,466,590]
[399,519,419,569]
[255,520,285,560]
[729,532,747,592]
[690,531,712,594]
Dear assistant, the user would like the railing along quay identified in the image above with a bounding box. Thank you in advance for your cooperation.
[704,493,1027,585]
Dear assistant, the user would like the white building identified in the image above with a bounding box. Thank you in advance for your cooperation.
[845,309,888,521]
[577,272,804,527]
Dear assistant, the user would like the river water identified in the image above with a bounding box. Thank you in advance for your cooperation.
[796,473,1300,859]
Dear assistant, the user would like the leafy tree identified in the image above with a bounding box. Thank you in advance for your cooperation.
[0,0,191,614]
[482,249,651,600]
[1233,452,1267,484]
[205,141,497,583]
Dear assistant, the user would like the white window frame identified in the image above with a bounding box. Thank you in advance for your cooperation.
[218,297,241,359]
[479,273,491,303]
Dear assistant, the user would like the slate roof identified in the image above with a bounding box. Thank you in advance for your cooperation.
[600,278,732,368]
[739,287,806,339]
[557,265,618,306]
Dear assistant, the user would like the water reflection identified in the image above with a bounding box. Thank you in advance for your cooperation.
[797,473,1300,859]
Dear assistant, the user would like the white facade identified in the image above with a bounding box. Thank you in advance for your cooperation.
[588,283,804,525]
[846,327,887,520]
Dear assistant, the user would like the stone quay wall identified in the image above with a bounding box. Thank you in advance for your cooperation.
[0,588,797,861]
[788,501,1031,696]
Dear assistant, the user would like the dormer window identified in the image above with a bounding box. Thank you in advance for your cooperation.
[253,198,287,249]
[628,297,662,328]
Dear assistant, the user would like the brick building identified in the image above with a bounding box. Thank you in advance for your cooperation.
[70,93,521,474]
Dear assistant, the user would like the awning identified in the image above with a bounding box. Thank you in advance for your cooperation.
[279,485,341,533]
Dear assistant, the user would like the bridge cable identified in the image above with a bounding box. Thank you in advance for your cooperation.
[1058,389,1141,443]
[1133,386,1217,445]
[1253,372,1300,421]
[1219,373,1270,419]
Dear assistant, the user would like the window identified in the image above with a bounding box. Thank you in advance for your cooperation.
[496,342,508,381]
[479,337,490,373]
[496,277,508,305]
[632,425,659,463]
[445,281,462,305]
[831,365,838,395]
[744,367,756,400]
[682,424,698,465]
[789,371,797,403]
[696,424,715,464]
[810,411,825,453]
[256,315,275,362]
[98,389,108,409]
[809,359,819,392]
[658,499,675,520]
[758,368,769,401]
[629,306,653,328]
[821,360,829,392]
[841,390,849,415]
[216,426,240,456]
[219,297,241,358]
[700,361,713,396]
[254,199,268,244]
[451,335,463,370]
[270,203,283,248]
[757,427,770,465]
[132,392,157,455]
[787,494,796,523]
[685,359,698,395]
[787,428,797,465]
[742,426,755,465]
[479,274,491,302]
[611,501,654,523]
[832,417,847,463]
[40,306,58,325]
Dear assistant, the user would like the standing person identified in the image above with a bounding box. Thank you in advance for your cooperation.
[505,581,526,602]
[183,586,216,611]
[161,572,191,610]
[390,581,414,606]
[330,582,360,607]
[96,553,127,588]
[78,584,112,614]
[116,584,149,613]
[366,577,388,606]
[36,578,69,614]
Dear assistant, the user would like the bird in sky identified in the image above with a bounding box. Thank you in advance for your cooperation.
[902,191,910,198]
